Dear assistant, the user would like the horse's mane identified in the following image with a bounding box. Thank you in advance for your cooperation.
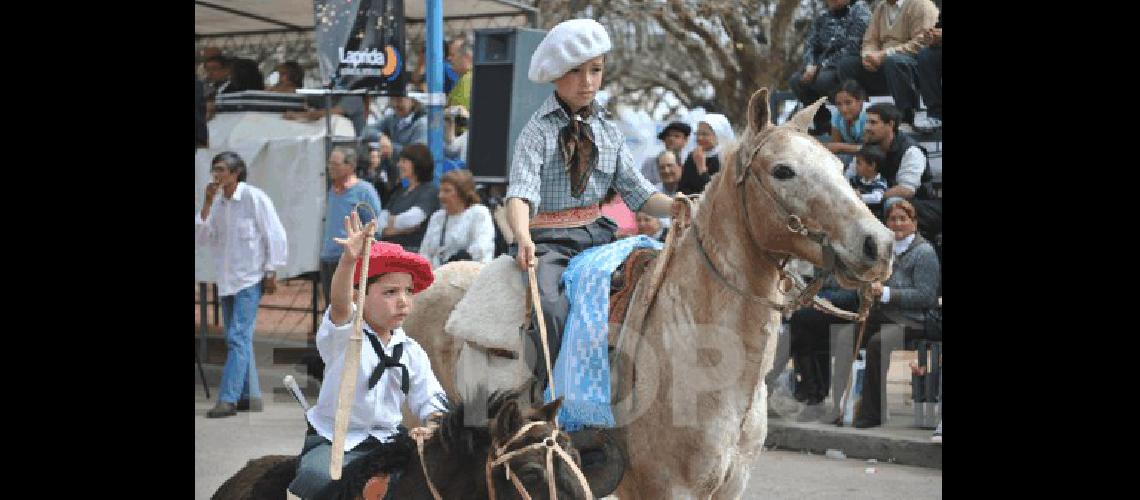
[424,388,530,460]
[342,389,522,494]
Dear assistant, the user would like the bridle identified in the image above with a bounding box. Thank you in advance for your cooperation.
[484,421,594,500]
[411,420,594,500]
[689,129,873,322]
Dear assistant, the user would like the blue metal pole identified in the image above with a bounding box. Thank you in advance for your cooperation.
[425,0,444,185]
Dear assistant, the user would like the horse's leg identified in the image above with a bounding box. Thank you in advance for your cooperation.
[709,458,751,500]
[615,464,700,500]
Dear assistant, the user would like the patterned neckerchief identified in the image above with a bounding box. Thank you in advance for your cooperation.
[555,94,598,199]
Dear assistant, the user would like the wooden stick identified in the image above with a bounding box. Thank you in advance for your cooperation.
[527,264,556,401]
[329,235,374,480]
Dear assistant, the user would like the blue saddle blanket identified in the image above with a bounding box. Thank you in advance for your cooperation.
[544,235,663,431]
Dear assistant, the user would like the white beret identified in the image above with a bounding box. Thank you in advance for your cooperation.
[528,19,612,83]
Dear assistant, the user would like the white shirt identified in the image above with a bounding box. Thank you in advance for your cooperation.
[881,233,916,303]
[378,207,427,231]
[195,182,288,297]
[306,304,448,450]
[418,205,496,268]
[896,147,925,191]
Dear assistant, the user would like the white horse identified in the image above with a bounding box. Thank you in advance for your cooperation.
[405,88,894,498]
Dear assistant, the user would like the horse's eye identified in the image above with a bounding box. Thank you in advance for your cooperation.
[772,165,795,180]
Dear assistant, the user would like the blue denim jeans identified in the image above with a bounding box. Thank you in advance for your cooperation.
[219,282,262,403]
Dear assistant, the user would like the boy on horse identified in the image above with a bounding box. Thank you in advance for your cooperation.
[288,212,447,499]
[505,18,679,383]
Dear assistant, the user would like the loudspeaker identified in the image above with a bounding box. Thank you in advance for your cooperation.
[467,27,552,184]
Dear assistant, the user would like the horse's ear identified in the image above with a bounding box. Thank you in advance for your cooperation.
[746,88,771,134]
[533,397,564,423]
[788,96,827,134]
[490,399,521,441]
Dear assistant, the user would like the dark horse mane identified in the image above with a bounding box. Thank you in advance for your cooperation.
[344,389,524,496]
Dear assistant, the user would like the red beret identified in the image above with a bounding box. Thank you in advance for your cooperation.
[352,241,435,293]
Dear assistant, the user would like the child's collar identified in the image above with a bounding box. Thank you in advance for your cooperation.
[363,323,407,348]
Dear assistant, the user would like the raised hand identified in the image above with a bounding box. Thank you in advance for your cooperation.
[333,211,378,263]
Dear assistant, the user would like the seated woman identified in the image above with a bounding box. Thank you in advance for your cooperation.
[418,169,495,268]
[677,113,734,195]
[853,200,941,429]
[379,144,440,253]
[824,79,869,169]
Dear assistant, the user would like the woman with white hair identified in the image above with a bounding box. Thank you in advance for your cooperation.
[677,113,735,194]
[504,18,678,383]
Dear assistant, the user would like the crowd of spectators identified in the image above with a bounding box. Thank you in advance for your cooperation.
[782,0,942,440]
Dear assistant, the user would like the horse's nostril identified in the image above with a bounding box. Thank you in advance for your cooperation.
[863,235,878,261]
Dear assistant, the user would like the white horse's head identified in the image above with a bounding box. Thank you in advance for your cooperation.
[726,88,893,287]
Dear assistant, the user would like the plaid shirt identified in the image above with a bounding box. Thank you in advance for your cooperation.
[507,93,656,218]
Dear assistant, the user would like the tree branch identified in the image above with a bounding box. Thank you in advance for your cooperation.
[652,9,723,82]
[670,0,739,80]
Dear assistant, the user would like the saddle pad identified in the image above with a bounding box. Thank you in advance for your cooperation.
[548,235,663,431]
[607,248,660,342]
[445,255,526,352]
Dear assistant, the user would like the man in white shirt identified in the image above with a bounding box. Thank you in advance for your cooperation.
[196,152,288,418]
[288,214,447,500]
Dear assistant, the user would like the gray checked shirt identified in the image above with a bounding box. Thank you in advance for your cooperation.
[506,93,657,218]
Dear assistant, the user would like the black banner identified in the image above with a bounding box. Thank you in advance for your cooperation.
[313,0,407,94]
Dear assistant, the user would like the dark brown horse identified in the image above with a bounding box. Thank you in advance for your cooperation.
[211,390,593,500]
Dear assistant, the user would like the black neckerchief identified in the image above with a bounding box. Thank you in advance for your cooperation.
[555,93,598,199]
[363,328,409,395]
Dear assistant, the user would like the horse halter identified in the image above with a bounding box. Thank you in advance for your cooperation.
[485,421,595,500]
[690,130,871,322]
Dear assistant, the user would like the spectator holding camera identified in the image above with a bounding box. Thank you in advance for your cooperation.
[362,96,427,162]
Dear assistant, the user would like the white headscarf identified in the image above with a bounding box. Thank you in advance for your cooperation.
[697,113,735,157]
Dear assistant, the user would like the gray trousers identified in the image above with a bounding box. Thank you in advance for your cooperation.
[511,217,619,385]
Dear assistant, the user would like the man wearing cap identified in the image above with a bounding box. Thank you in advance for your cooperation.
[288,213,447,499]
[505,18,679,384]
[639,121,691,187]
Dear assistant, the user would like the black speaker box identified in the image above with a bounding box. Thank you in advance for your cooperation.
[467,27,552,184]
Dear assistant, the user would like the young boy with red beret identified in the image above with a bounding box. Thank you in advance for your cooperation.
[288,212,447,499]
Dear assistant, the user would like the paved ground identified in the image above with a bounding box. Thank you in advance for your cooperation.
[745,448,941,499]
[195,279,940,498]
[194,389,940,500]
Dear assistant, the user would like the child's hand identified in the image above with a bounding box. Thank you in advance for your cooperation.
[333,211,378,262]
